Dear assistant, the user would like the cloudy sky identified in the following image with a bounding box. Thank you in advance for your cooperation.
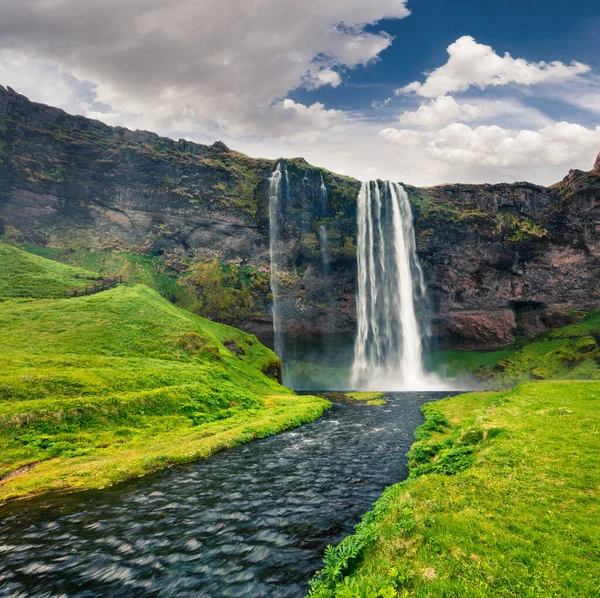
[1,0,599,185]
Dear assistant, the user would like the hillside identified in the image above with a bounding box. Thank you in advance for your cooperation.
[435,309,600,385]
[0,246,329,504]
[0,242,98,298]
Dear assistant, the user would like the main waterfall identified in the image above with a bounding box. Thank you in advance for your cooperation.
[351,181,429,390]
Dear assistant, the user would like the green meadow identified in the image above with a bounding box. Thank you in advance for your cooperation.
[0,244,328,504]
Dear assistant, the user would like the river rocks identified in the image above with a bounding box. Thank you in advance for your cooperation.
[1,85,599,358]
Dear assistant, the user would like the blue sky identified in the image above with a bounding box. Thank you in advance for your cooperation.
[291,0,600,123]
[0,0,599,185]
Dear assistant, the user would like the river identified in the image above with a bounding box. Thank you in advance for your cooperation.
[0,391,454,597]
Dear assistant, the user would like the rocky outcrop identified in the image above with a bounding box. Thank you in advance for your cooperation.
[1,85,599,362]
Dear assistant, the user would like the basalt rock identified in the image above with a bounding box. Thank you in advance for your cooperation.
[1,85,599,361]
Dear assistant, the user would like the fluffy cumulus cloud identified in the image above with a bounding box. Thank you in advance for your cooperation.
[399,35,590,98]
[0,0,409,134]
[380,122,600,173]
[397,95,552,129]
[375,35,599,183]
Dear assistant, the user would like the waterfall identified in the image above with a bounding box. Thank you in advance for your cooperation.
[268,162,286,359]
[351,181,429,390]
[319,172,328,217]
[318,225,330,277]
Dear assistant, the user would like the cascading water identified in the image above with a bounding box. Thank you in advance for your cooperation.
[318,225,330,277]
[319,172,328,216]
[268,162,286,359]
[351,181,431,390]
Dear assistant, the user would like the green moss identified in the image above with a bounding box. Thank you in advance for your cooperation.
[343,236,357,258]
[434,310,600,385]
[39,164,65,182]
[345,392,385,402]
[309,381,600,597]
[185,258,270,324]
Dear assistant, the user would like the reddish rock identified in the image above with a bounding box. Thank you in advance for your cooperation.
[435,310,517,350]
[540,309,585,330]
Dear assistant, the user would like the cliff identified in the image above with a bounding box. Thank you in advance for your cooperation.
[1,85,599,364]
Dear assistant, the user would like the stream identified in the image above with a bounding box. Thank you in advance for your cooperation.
[0,391,454,597]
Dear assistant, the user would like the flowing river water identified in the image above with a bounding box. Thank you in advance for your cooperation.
[0,391,455,597]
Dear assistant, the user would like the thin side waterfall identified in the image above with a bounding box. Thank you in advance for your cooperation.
[319,172,327,216]
[268,161,285,359]
[351,181,430,390]
[318,225,330,277]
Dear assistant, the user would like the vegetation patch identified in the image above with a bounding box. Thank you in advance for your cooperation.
[0,246,329,504]
[345,392,387,405]
[434,309,600,386]
[0,243,98,298]
[309,381,600,596]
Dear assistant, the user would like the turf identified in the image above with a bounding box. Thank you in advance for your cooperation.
[309,381,600,597]
[0,243,98,298]
[0,246,329,504]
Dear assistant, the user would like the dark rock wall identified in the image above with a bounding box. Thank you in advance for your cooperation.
[1,85,599,359]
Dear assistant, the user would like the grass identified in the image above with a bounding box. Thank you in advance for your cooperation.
[0,243,98,298]
[309,381,600,597]
[18,242,194,308]
[434,311,600,386]
[345,392,387,405]
[0,246,329,504]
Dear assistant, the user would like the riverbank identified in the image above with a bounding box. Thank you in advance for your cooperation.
[0,392,329,505]
[309,381,600,597]
[0,245,329,505]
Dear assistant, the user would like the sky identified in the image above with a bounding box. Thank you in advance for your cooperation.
[0,0,599,185]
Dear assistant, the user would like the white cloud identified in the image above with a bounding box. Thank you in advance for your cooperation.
[304,67,342,90]
[399,36,590,98]
[380,121,600,173]
[0,0,410,134]
[398,95,463,127]
[397,95,553,129]
[379,127,424,145]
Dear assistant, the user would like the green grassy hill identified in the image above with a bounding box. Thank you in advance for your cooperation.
[0,245,328,504]
[0,242,99,298]
[310,381,600,597]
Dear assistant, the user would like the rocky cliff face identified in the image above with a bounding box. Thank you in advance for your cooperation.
[1,85,599,364]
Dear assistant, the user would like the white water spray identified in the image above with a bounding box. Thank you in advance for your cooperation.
[351,181,434,390]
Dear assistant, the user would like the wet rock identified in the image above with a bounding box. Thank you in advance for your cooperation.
[434,310,517,350]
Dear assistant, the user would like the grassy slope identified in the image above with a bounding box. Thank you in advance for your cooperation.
[434,311,600,386]
[0,243,99,298]
[17,241,195,308]
[309,382,600,597]
[0,247,329,504]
